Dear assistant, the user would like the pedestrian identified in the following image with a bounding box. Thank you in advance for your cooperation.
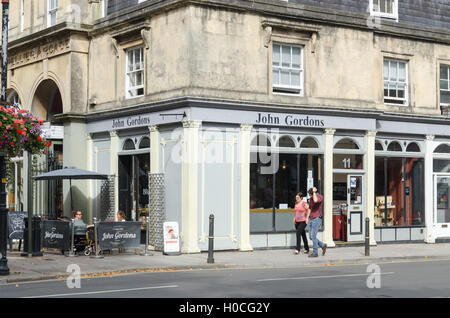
[293,192,310,255]
[307,187,327,257]
[117,210,126,222]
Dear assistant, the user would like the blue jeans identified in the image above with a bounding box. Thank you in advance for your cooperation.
[309,217,324,255]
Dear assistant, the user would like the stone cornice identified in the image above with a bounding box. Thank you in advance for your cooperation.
[8,22,92,52]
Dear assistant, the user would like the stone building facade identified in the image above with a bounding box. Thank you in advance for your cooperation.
[4,0,450,252]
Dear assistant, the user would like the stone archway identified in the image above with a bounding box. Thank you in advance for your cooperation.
[31,79,63,123]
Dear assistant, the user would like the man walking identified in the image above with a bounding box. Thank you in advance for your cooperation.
[308,187,327,257]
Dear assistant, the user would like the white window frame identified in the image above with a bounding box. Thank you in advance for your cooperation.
[272,42,304,96]
[440,65,450,107]
[20,0,24,32]
[370,0,398,21]
[383,58,408,106]
[101,0,108,18]
[47,0,58,27]
[126,46,145,99]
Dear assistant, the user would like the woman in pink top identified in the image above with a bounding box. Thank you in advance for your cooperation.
[293,192,310,255]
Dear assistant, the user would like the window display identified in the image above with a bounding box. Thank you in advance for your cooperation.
[374,157,424,226]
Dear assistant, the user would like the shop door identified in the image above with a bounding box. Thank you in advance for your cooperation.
[347,175,364,242]
[434,175,450,237]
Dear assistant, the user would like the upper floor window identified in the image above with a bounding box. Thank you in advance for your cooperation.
[440,65,450,106]
[47,0,58,27]
[126,46,144,98]
[370,0,398,20]
[20,0,24,32]
[383,59,408,106]
[272,43,303,95]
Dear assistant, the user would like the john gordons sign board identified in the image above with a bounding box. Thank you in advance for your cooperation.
[97,222,141,250]
[255,113,325,127]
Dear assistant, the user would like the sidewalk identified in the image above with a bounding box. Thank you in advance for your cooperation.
[1,243,450,284]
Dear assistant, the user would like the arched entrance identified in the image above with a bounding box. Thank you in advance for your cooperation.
[32,79,63,122]
[31,79,64,219]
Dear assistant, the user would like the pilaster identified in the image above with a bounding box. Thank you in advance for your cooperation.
[424,134,435,243]
[323,128,335,247]
[181,120,201,253]
[365,130,377,246]
[239,124,253,251]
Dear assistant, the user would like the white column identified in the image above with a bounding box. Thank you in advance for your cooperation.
[365,130,377,246]
[110,130,119,221]
[181,120,201,253]
[239,124,253,251]
[86,133,94,221]
[424,134,435,243]
[323,128,335,247]
[149,125,160,174]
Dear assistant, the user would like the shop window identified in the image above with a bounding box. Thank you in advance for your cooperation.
[406,142,420,152]
[300,137,319,148]
[250,152,323,232]
[374,157,424,226]
[123,139,136,150]
[272,43,303,95]
[375,140,384,151]
[277,136,295,148]
[139,137,150,149]
[334,138,359,150]
[251,134,271,147]
[434,160,450,173]
[387,141,402,151]
[434,144,450,154]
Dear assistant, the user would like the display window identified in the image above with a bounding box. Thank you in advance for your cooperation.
[250,134,323,233]
[374,157,424,226]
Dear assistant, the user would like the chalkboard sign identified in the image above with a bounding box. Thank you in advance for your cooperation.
[98,222,141,250]
[8,211,27,240]
[42,220,72,250]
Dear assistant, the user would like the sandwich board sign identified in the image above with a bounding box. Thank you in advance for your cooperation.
[163,222,180,255]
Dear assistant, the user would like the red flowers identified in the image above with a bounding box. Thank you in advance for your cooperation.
[37,136,42,142]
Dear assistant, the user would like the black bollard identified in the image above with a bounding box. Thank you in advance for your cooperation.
[365,217,370,256]
[207,214,214,264]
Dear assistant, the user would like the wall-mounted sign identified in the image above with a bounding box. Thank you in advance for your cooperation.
[41,123,64,140]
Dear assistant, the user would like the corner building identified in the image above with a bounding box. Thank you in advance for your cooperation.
[5,0,450,252]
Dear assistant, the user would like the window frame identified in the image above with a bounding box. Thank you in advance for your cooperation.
[440,64,450,107]
[383,58,409,107]
[47,0,58,28]
[125,46,145,99]
[370,0,398,21]
[271,42,304,96]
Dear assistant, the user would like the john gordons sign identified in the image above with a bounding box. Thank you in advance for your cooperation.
[97,222,141,250]
[255,113,325,127]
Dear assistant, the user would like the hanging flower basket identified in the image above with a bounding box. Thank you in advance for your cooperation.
[0,105,51,157]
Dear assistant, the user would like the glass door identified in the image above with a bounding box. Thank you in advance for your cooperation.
[347,174,364,241]
[435,175,450,225]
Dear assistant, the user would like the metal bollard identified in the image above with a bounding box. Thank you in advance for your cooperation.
[140,217,152,256]
[207,214,214,264]
[68,218,76,257]
[91,217,103,259]
[365,217,370,256]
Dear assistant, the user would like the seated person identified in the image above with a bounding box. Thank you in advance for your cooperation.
[73,210,87,236]
[117,210,126,222]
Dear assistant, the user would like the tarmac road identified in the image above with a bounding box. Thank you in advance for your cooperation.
[2,258,450,299]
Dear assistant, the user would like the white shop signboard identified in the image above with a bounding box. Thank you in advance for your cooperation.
[163,222,180,255]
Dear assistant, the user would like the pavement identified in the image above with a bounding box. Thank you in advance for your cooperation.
[1,242,450,284]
